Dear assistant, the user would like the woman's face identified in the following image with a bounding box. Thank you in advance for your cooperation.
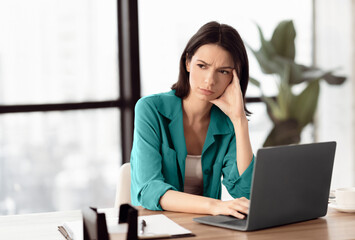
[186,44,234,101]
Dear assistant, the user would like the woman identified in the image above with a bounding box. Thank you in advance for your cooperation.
[130,21,254,219]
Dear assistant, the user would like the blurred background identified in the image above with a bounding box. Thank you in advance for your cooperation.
[0,0,353,215]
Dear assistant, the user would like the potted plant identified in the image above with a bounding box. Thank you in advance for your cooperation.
[247,20,346,147]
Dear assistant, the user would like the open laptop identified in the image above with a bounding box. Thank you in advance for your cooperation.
[193,141,336,231]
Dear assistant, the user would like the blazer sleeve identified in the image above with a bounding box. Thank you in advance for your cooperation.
[221,135,255,199]
[130,98,178,211]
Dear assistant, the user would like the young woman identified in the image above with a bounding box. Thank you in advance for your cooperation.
[130,21,254,219]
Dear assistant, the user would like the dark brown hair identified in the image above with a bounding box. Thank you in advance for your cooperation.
[172,21,251,115]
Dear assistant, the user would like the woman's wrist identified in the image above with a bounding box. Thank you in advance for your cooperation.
[208,198,222,215]
[231,115,248,127]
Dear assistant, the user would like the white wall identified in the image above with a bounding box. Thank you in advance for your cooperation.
[315,0,355,189]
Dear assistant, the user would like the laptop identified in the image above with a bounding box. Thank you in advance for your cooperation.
[193,141,336,231]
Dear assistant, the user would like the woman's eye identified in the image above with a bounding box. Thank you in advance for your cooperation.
[220,70,229,75]
[197,64,206,69]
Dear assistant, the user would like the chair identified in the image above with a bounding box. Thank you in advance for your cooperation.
[114,162,131,208]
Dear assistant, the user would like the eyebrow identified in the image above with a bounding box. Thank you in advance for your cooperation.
[197,59,234,69]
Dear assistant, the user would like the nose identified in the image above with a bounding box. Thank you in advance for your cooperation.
[204,70,216,86]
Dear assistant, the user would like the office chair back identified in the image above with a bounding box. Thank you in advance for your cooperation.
[114,162,131,208]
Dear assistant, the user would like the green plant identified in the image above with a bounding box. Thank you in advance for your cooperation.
[247,20,346,147]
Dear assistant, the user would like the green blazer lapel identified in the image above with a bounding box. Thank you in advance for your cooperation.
[202,105,234,167]
[157,91,187,185]
[168,114,187,183]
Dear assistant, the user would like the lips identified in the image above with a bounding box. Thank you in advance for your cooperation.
[198,88,214,95]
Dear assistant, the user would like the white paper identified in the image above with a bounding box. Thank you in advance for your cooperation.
[138,214,192,239]
[62,221,82,240]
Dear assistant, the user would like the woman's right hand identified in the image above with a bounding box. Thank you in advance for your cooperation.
[210,197,250,219]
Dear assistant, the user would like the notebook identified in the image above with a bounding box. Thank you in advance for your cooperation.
[193,141,336,231]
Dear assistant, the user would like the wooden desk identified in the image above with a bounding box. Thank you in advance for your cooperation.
[0,207,354,240]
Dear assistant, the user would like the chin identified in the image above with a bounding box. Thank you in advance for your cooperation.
[190,88,218,102]
[196,94,216,102]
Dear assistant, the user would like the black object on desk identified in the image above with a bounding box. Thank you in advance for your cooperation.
[82,204,138,240]
[118,204,138,240]
[83,207,109,240]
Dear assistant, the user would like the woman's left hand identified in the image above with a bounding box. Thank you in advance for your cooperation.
[210,69,246,122]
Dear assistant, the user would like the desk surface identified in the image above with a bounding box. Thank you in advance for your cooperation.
[0,207,355,240]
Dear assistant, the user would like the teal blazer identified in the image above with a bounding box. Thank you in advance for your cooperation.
[130,90,254,210]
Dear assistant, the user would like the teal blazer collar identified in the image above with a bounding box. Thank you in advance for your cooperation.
[156,90,234,180]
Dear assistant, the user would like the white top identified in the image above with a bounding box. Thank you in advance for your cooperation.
[184,155,203,195]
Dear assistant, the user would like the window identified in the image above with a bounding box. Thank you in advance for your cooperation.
[0,0,119,105]
[0,0,122,214]
[0,110,120,213]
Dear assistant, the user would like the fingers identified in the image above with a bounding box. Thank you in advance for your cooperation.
[232,69,240,85]
[228,208,247,219]
[237,197,250,208]
[231,197,249,217]
[218,197,250,219]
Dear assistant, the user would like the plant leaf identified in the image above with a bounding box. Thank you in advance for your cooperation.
[282,59,303,85]
[270,20,296,60]
[249,76,261,88]
[252,50,282,74]
[290,79,320,129]
[276,64,293,120]
[263,119,301,147]
[256,25,276,58]
[321,73,346,85]
[262,96,283,121]
[299,67,346,85]
[246,25,282,75]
